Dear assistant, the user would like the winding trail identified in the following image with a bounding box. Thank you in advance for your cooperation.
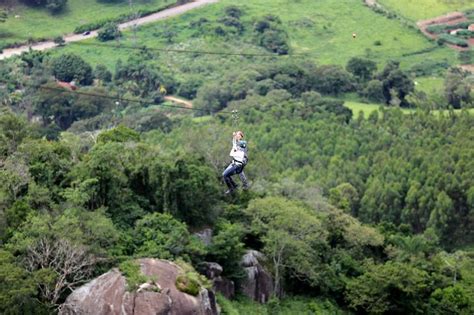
[0,0,219,60]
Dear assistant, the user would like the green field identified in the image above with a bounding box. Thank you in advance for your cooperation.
[378,0,474,21]
[415,76,445,94]
[51,0,460,78]
[344,101,386,117]
[0,0,171,46]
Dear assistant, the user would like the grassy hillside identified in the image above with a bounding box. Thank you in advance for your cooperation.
[378,0,474,21]
[0,0,172,46]
[51,0,459,69]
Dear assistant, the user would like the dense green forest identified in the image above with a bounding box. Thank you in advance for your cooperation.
[1,1,474,314]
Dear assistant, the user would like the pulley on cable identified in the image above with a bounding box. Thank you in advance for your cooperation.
[231,109,239,127]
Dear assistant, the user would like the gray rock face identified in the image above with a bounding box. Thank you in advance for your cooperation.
[200,262,235,300]
[59,259,218,315]
[240,250,274,303]
[194,228,213,246]
[213,277,235,300]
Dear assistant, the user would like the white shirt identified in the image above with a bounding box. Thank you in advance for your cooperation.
[230,138,245,162]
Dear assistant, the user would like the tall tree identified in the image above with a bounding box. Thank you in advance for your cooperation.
[444,67,472,109]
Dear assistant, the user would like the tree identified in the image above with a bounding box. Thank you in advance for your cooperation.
[97,125,140,143]
[97,23,121,42]
[34,84,109,129]
[428,192,453,239]
[329,183,359,214]
[346,261,431,314]
[94,64,112,84]
[51,53,93,85]
[346,57,377,82]
[245,197,327,297]
[364,79,385,103]
[114,57,176,97]
[24,238,97,305]
[313,65,354,95]
[0,250,38,314]
[207,221,246,279]
[0,111,30,158]
[444,67,472,109]
[133,213,205,260]
[429,285,473,314]
[377,61,414,107]
[0,9,7,23]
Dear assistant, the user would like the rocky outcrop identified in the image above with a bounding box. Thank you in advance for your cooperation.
[240,250,274,303]
[200,262,235,299]
[59,259,218,315]
[194,228,213,246]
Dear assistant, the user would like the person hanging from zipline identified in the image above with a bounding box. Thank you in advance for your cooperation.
[222,130,249,194]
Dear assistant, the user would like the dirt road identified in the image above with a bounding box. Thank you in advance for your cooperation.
[0,0,219,60]
[164,96,193,108]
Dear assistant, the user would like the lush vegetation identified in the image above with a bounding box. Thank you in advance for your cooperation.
[0,1,473,314]
[50,0,459,69]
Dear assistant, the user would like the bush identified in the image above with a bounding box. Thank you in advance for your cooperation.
[259,29,289,55]
[97,23,121,42]
[253,15,289,55]
[175,274,200,296]
[97,125,140,144]
[51,53,93,85]
[53,36,65,46]
[119,260,149,291]
[46,0,67,12]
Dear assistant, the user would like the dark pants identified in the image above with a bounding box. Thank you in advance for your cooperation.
[222,162,246,190]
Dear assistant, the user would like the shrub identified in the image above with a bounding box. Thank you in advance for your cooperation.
[53,36,65,46]
[97,23,121,42]
[259,29,289,55]
[175,274,200,296]
[119,260,149,291]
[51,53,93,85]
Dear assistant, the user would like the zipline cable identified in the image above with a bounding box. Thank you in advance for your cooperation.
[0,78,236,115]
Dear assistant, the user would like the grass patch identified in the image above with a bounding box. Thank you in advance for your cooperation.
[0,0,172,47]
[345,101,386,117]
[119,260,150,292]
[378,0,474,21]
[174,259,211,296]
[414,76,444,94]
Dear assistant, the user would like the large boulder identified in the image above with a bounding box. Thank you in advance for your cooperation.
[240,250,274,303]
[59,258,218,315]
[199,262,235,299]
